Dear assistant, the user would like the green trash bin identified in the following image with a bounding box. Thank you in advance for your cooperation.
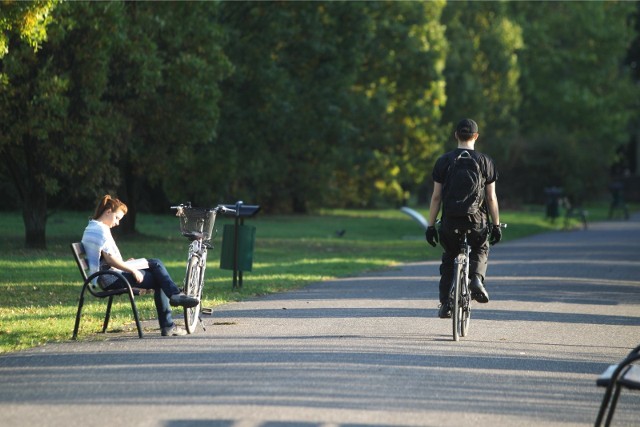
[220,224,256,272]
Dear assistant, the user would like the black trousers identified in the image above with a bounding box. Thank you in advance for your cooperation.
[437,219,490,304]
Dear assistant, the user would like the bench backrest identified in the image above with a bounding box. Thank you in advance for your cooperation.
[71,242,89,282]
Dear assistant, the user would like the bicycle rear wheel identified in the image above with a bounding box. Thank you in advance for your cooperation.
[184,255,204,334]
[451,264,462,342]
[460,277,471,337]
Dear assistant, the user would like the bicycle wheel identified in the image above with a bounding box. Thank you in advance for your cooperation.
[451,264,462,342]
[460,277,471,337]
[183,255,203,334]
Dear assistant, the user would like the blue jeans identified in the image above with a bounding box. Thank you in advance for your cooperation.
[105,258,181,329]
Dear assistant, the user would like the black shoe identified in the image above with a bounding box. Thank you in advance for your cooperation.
[470,276,489,303]
[169,293,200,308]
[438,302,451,319]
[161,324,187,336]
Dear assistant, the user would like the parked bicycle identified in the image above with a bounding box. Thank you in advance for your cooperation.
[171,202,235,333]
[449,223,507,341]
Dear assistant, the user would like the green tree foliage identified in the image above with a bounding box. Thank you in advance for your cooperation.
[0,2,125,248]
[627,2,640,84]
[509,1,638,202]
[215,2,373,212]
[216,1,448,211]
[0,1,639,248]
[0,0,58,58]
[104,2,230,232]
[441,1,522,176]
[0,1,230,245]
[345,1,448,207]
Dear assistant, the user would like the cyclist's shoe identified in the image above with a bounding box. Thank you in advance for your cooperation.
[438,302,452,319]
[470,276,489,303]
[169,293,200,308]
[161,324,188,336]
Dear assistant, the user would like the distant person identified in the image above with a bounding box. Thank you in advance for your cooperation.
[81,195,199,336]
[608,180,629,220]
[425,119,503,318]
[544,186,563,223]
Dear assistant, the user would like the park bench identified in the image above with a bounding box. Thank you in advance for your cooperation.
[70,242,148,339]
[595,344,640,426]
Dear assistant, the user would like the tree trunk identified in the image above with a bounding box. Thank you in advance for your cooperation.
[23,188,47,249]
[8,135,49,249]
[118,161,139,236]
[291,195,307,214]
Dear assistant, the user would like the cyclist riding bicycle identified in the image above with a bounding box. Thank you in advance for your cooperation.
[425,119,503,318]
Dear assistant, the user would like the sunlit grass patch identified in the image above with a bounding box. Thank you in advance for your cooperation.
[0,202,635,353]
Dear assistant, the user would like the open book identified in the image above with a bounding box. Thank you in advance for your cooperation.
[125,258,149,271]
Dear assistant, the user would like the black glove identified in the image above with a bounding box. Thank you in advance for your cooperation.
[426,226,438,247]
[489,224,502,245]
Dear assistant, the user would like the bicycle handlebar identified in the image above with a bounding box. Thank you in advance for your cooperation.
[170,202,191,210]
[451,222,507,234]
[170,203,236,214]
[217,206,236,214]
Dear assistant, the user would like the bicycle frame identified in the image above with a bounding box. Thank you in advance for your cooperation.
[182,238,208,333]
[171,203,235,334]
[188,238,208,265]
[186,238,208,296]
[449,222,506,341]
[451,229,471,341]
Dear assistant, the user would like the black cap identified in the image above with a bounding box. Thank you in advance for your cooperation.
[455,119,478,136]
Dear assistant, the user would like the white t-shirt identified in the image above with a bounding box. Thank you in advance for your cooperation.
[81,220,122,289]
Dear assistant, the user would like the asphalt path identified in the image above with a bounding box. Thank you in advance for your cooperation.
[1,214,639,427]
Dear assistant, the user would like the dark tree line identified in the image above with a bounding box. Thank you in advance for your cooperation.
[1,1,638,248]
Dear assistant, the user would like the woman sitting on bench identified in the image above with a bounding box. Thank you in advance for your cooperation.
[81,195,198,336]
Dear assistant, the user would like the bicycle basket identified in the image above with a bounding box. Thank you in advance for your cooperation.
[178,208,217,241]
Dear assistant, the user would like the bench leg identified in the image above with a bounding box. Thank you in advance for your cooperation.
[72,287,88,340]
[604,385,622,427]
[125,287,144,339]
[595,384,615,427]
[102,296,114,333]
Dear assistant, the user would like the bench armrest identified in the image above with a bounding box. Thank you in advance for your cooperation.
[85,270,135,296]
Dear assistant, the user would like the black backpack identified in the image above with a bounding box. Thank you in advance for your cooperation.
[442,150,485,217]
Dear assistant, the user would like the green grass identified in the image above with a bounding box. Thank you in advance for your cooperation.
[0,202,634,353]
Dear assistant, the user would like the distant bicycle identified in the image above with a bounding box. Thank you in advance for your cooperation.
[450,223,507,341]
[171,202,235,333]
